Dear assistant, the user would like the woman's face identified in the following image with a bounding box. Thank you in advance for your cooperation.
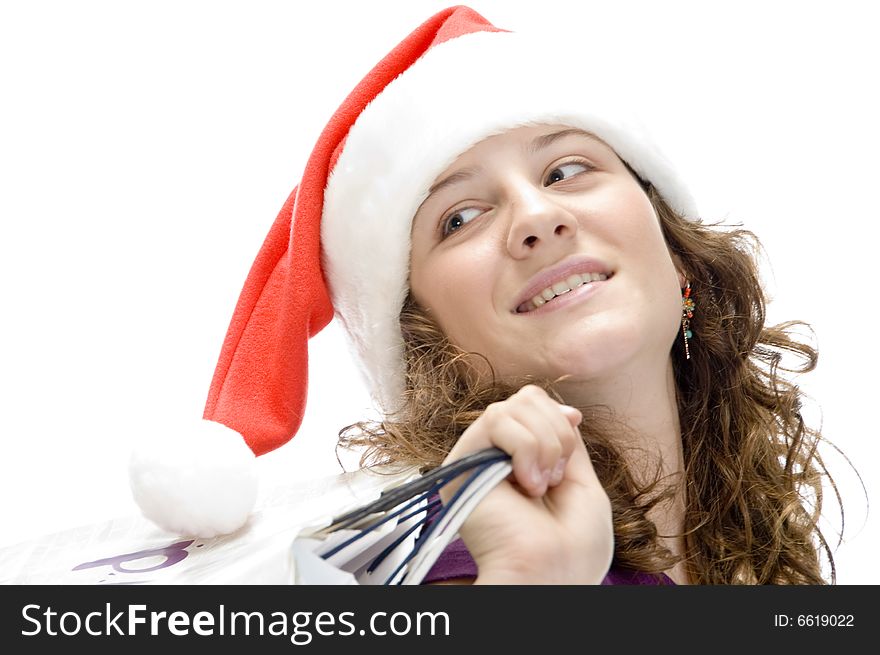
[409,124,684,390]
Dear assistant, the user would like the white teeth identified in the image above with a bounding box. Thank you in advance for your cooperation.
[566,274,585,289]
[523,271,611,311]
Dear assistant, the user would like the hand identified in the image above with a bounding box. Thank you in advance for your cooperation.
[438,385,614,584]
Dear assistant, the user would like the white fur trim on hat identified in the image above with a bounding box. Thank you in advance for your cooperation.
[129,419,258,538]
[322,30,698,415]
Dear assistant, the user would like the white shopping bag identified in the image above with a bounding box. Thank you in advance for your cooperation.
[0,448,511,585]
[290,448,512,585]
[0,465,418,585]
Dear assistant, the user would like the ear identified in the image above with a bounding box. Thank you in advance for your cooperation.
[669,253,688,289]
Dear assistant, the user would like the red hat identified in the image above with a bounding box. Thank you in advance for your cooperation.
[130,5,697,538]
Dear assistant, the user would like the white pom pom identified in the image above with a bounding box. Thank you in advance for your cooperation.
[129,419,258,538]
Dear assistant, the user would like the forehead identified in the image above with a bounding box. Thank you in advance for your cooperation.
[423,125,613,201]
[435,124,610,175]
[415,124,616,215]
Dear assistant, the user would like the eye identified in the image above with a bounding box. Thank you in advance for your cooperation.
[544,160,592,186]
[441,206,484,237]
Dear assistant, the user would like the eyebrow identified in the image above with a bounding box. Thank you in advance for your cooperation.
[527,127,600,155]
[426,166,481,197]
[425,128,602,199]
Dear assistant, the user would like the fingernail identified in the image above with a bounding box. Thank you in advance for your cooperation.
[530,463,544,488]
[549,457,567,486]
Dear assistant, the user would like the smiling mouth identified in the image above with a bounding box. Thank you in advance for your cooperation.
[515,271,613,314]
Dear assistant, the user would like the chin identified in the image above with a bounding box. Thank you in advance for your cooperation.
[555,337,660,392]
[554,349,631,383]
[491,318,653,385]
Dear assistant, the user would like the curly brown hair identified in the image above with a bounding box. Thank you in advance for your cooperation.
[338,184,844,584]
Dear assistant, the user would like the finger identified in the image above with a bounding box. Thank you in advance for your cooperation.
[547,405,584,485]
[505,401,571,488]
[514,385,581,444]
[513,387,577,453]
[552,426,601,490]
[507,387,580,484]
[441,412,544,500]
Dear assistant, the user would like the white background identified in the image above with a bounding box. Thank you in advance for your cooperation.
[1,0,877,583]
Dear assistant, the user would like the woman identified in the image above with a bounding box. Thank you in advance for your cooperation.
[131,5,841,584]
[343,123,832,585]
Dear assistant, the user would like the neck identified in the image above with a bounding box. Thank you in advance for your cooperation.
[559,354,683,478]
[557,354,688,579]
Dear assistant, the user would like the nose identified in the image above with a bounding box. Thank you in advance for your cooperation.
[505,184,578,258]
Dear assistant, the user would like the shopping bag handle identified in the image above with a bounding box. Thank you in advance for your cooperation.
[326,447,510,531]
[313,447,512,584]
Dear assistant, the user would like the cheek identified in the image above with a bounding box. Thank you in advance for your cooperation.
[601,191,671,271]
[602,192,683,341]
[645,256,686,349]
[410,247,498,345]
[612,192,662,243]
[660,273,685,330]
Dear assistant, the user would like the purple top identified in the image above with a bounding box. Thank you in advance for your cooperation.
[421,537,675,585]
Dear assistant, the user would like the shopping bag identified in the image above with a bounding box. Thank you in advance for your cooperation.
[291,448,512,585]
[0,465,420,585]
[0,448,511,585]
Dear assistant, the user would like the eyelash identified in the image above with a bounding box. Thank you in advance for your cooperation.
[543,159,593,186]
[439,158,594,238]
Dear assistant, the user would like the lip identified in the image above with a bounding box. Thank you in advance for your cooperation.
[511,255,615,314]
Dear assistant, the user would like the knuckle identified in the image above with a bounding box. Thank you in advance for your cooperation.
[482,401,507,424]
[517,384,547,400]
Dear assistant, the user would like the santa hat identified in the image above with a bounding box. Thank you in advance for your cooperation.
[130,5,698,538]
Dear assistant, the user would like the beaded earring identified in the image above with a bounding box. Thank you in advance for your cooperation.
[681,282,695,360]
